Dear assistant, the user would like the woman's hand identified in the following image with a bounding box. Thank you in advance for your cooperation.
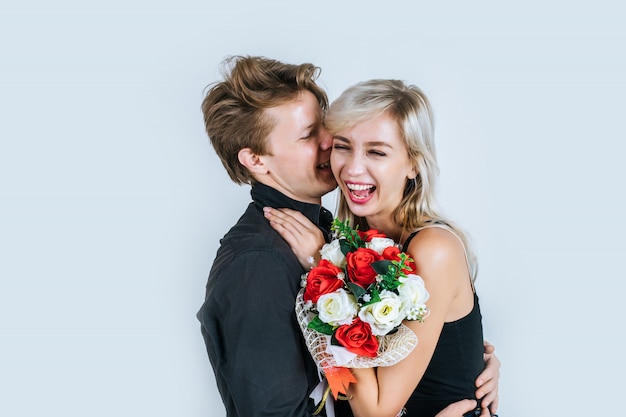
[263,207,325,269]
[474,341,500,414]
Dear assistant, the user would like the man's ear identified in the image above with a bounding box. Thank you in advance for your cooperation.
[238,148,268,176]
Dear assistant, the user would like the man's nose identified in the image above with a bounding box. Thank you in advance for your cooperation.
[319,126,332,150]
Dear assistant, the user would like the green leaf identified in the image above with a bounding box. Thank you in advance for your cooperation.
[307,316,335,335]
[347,282,367,299]
[368,287,381,304]
[339,239,353,256]
[371,260,394,276]
[331,218,364,249]
[380,277,401,292]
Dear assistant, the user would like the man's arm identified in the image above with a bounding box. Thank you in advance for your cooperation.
[206,251,313,417]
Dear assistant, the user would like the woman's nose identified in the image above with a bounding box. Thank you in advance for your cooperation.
[345,153,365,176]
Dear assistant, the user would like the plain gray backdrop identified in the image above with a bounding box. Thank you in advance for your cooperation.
[1,1,625,416]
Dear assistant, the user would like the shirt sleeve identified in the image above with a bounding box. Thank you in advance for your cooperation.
[204,250,315,417]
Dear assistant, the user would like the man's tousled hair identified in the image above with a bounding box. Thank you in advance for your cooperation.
[202,55,328,184]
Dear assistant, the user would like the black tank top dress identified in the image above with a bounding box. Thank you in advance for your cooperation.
[399,227,485,417]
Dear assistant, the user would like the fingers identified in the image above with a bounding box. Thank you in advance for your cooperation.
[476,350,500,414]
[486,395,499,414]
[476,377,496,403]
[264,207,305,241]
[264,207,317,232]
[475,376,498,407]
[478,406,491,417]
[478,387,499,414]
[434,399,477,417]
[483,340,495,355]
[476,350,500,389]
[475,367,495,398]
[263,207,326,269]
[264,208,302,243]
[264,207,324,244]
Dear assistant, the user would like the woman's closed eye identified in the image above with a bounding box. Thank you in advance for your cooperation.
[368,149,387,157]
[333,143,350,151]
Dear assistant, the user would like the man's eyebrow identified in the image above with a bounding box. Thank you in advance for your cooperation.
[299,123,318,136]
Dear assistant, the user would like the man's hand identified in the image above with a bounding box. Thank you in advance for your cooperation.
[433,399,478,417]
[475,341,500,414]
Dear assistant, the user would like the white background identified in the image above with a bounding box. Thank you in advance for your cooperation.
[1,1,625,416]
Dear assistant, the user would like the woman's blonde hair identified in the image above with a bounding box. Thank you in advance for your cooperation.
[325,79,477,279]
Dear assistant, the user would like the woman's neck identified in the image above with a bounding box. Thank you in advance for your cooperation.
[365,216,404,244]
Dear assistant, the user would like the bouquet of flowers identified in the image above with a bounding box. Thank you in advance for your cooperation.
[295,219,430,400]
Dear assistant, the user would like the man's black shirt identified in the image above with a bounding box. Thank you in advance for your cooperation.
[197,183,333,417]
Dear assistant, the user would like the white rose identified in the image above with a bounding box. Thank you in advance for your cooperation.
[398,274,430,320]
[317,289,358,326]
[358,290,403,336]
[366,237,396,254]
[319,239,347,268]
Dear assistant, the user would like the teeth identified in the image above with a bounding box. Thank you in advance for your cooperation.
[346,183,374,191]
[317,162,330,169]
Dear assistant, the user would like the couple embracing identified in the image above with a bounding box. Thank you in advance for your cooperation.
[197,56,500,417]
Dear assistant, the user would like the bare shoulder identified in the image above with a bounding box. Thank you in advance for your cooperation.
[406,227,466,271]
[406,227,474,319]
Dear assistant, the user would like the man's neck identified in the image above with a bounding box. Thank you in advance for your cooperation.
[253,180,321,206]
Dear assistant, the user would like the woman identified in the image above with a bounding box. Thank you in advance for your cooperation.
[264,79,499,417]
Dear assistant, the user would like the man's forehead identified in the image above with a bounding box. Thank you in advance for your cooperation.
[265,91,323,126]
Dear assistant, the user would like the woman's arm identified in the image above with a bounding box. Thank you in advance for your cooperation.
[264,213,500,416]
[346,228,473,417]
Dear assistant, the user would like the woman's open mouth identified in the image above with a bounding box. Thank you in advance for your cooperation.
[345,182,376,202]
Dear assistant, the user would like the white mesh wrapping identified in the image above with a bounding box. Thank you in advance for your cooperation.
[295,289,418,369]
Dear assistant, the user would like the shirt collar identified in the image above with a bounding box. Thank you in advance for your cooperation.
[251,183,333,241]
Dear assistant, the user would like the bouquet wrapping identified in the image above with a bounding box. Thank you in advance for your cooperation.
[295,220,430,400]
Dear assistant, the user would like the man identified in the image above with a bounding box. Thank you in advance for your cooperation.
[197,56,499,417]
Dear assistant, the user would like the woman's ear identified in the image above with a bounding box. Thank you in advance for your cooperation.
[238,148,268,176]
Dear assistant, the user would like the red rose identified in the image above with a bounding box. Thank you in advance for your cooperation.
[334,318,379,357]
[303,259,344,303]
[357,229,387,242]
[346,248,381,288]
[382,246,416,274]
